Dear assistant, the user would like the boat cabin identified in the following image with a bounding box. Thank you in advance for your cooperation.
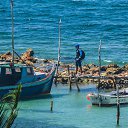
[0,64,35,86]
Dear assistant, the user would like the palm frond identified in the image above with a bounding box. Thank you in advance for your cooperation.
[0,84,22,128]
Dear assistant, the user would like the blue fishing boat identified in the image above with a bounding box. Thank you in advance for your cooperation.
[0,62,55,99]
[0,0,56,99]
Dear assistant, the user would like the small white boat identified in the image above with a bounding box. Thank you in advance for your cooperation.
[87,89,128,106]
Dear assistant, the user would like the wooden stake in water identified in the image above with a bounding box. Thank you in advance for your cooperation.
[50,101,53,112]
[112,77,120,125]
[116,79,120,125]
[98,40,102,87]
[98,40,102,107]
[10,0,15,65]
[69,76,72,91]
[67,65,72,91]
[75,76,80,92]
[67,65,70,76]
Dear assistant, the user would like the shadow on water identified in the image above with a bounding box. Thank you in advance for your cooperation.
[20,94,53,101]
[20,93,69,101]
[52,93,69,98]
[13,118,79,128]
[64,84,98,93]
[79,87,97,93]
[20,108,64,114]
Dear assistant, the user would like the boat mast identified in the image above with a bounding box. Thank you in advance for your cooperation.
[98,40,102,106]
[98,40,102,86]
[56,19,61,74]
[10,0,15,65]
[98,40,101,82]
[116,80,120,125]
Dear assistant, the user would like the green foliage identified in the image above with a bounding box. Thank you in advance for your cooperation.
[0,84,21,128]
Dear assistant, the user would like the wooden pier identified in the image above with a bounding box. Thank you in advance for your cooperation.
[54,68,128,92]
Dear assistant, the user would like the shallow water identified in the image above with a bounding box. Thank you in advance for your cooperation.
[13,84,128,128]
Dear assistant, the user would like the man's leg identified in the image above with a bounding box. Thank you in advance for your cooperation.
[79,60,82,74]
[76,61,78,74]
[80,66,82,74]
[76,66,78,74]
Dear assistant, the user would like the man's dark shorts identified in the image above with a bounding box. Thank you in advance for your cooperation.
[76,60,82,67]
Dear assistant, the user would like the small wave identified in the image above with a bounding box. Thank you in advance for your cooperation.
[103,60,112,63]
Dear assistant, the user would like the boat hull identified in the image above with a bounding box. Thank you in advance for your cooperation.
[0,69,55,99]
[88,93,128,106]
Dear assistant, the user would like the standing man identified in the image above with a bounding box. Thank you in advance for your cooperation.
[75,44,85,74]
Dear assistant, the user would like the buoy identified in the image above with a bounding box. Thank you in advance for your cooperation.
[86,93,92,101]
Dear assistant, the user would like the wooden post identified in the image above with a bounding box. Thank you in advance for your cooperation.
[50,100,53,112]
[112,77,120,125]
[10,0,15,65]
[67,65,70,75]
[69,76,72,91]
[54,76,57,85]
[54,19,62,86]
[67,65,72,91]
[116,78,120,126]
[56,19,61,74]
[75,76,80,92]
[98,40,102,107]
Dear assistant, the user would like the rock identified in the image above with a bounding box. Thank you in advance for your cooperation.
[61,78,68,84]
[107,64,119,68]
[86,64,97,69]
[83,65,90,71]
[106,67,118,75]
[114,68,124,74]
[43,59,49,63]
[89,67,99,74]
[1,51,12,60]
[5,51,12,56]
[101,72,107,76]
[29,49,34,56]
[21,49,37,63]
[25,60,34,66]
[61,71,67,76]
[122,64,128,71]
[101,66,107,71]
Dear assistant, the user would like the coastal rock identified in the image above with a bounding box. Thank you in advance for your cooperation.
[88,67,99,74]
[123,64,128,71]
[106,67,117,75]
[86,64,97,69]
[61,78,68,84]
[118,71,128,77]
[101,66,107,71]
[25,60,34,66]
[43,59,50,63]
[0,51,12,61]
[21,49,37,63]
[107,64,119,68]
[61,71,68,76]
[114,68,124,74]
[105,67,125,75]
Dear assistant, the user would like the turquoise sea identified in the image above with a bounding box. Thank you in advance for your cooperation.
[13,84,128,128]
[0,0,128,128]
